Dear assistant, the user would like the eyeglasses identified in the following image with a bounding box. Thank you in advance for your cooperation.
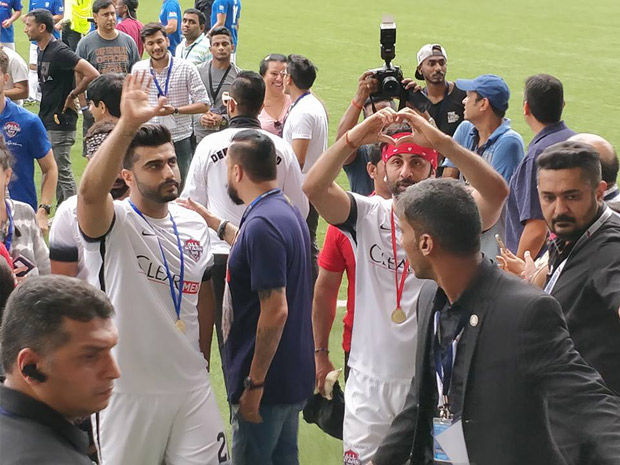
[222,91,238,106]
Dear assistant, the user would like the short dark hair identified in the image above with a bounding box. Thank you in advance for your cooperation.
[0,276,114,373]
[368,144,382,166]
[259,53,286,76]
[209,26,231,40]
[286,54,317,90]
[601,148,619,185]
[93,0,114,14]
[183,8,206,27]
[524,74,564,124]
[537,141,602,187]
[229,130,277,182]
[25,9,54,33]
[0,50,8,74]
[140,22,167,42]
[397,178,481,256]
[123,124,172,169]
[0,134,14,171]
[229,71,266,117]
[87,73,124,118]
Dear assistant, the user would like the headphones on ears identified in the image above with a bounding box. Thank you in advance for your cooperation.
[22,364,48,383]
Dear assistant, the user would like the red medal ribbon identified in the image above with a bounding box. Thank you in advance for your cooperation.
[390,206,409,309]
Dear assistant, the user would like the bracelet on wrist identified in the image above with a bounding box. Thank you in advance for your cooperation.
[351,98,364,110]
[217,219,230,240]
[314,348,329,354]
[344,131,358,150]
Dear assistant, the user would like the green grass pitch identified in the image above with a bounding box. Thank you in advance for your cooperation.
[16,0,620,462]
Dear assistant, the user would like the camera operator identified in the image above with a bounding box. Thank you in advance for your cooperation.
[336,71,395,195]
[404,44,465,137]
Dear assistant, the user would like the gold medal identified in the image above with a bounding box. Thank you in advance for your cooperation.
[391,307,407,324]
[175,319,186,334]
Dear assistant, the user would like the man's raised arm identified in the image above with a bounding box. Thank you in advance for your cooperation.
[399,109,509,230]
[78,73,165,238]
[303,108,397,225]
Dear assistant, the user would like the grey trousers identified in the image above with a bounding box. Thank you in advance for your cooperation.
[47,130,77,205]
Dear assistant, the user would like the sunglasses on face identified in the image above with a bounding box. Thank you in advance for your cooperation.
[222,91,238,105]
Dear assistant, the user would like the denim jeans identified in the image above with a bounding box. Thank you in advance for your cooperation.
[173,136,193,188]
[61,27,81,52]
[47,130,76,205]
[82,108,95,157]
[231,402,304,465]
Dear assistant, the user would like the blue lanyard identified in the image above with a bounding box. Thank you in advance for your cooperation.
[129,200,184,321]
[283,91,311,126]
[3,200,14,252]
[151,57,174,98]
[239,189,280,228]
[433,308,470,403]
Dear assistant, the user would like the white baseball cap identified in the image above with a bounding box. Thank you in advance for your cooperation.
[415,44,448,79]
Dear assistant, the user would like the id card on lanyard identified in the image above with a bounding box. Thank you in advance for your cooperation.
[544,206,614,294]
[432,309,471,464]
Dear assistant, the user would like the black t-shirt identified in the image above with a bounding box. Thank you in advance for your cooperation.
[37,40,80,131]
[548,210,620,394]
[426,85,466,137]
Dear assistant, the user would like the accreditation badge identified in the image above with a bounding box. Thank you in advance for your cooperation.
[433,418,470,464]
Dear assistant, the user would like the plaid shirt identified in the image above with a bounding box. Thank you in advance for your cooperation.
[132,54,211,141]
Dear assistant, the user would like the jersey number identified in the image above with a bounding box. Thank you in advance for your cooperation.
[217,431,228,463]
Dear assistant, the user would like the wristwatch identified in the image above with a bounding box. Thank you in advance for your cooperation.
[217,220,229,240]
[173,107,179,115]
[244,376,265,391]
[38,204,51,215]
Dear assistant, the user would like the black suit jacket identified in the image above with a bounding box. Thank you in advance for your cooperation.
[373,260,620,465]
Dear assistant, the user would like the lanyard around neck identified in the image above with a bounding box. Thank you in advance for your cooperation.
[129,200,185,322]
[208,62,232,103]
[2,200,14,252]
[544,206,614,294]
[390,207,409,310]
[239,189,280,228]
[151,57,174,98]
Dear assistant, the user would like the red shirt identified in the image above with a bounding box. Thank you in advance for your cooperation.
[318,224,356,352]
[117,18,144,57]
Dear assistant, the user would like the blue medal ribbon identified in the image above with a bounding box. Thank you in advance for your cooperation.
[129,200,184,323]
[151,57,174,98]
[2,200,14,252]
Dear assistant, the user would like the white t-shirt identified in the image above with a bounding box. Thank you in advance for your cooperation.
[82,200,214,394]
[2,46,28,106]
[49,195,89,281]
[338,193,423,383]
[182,127,309,255]
[282,93,328,175]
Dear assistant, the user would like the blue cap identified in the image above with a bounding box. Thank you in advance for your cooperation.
[456,74,511,112]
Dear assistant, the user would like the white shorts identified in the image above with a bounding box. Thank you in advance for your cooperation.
[343,368,412,464]
[29,43,38,66]
[95,384,231,465]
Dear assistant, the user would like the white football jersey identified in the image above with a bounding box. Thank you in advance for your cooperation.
[49,195,89,281]
[82,200,214,393]
[182,127,309,255]
[339,193,423,382]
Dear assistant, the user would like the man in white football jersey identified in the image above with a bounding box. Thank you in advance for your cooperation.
[77,73,230,465]
[182,70,308,369]
[303,107,509,464]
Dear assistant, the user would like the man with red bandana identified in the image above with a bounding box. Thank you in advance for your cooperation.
[303,107,509,464]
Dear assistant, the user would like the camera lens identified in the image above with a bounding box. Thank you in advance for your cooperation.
[382,76,400,96]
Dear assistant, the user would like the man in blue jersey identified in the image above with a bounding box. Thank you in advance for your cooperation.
[27,0,63,102]
[208,0,239,62]
[0,0,22,49]
[160,0,181,55]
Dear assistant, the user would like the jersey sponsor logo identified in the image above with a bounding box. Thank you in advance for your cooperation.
[184,239,203,261]
[343,449,361,465]
[136,254,200,294]
[369,243,409,271]
[447,111,460,124]
[3,121,21,138]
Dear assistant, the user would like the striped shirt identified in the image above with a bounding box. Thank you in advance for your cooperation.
[0,199,50,276]
[175,33,211,66]
[132,54,211,142]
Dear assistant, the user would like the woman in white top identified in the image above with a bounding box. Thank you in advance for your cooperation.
[258,53,291,137]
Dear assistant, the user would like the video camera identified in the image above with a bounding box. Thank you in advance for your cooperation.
[369,17,431,113]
